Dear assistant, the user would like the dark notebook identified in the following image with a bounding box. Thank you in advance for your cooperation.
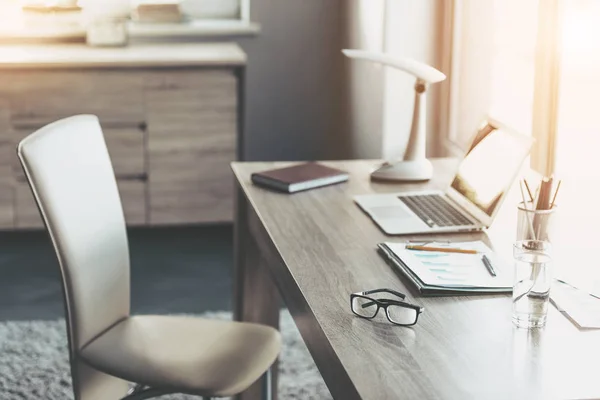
[251,162,349,193]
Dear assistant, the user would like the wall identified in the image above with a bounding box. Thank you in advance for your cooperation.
[176,0,443,162]
[237,0,345,161]
[340,0,445,159]
[381,0,443,159]
[338,0,386,159]
[135,0,345,162]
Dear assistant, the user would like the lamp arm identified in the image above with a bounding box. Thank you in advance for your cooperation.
[342,49,443,181]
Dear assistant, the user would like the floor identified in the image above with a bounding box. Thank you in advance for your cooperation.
[0,225,233,321]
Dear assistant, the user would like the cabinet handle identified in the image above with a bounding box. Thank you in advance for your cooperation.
[117,173,148,182]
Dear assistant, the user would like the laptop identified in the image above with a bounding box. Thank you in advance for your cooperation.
[355,120,534,235]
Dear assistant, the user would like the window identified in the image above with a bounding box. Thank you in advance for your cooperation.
[448,0,600,176]
[446,0,539,152]
[447,0,600,285]
[552,0,600,260]
[554,0,600,182]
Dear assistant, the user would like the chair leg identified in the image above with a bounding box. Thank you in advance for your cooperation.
[120,386,172,400]
[262,366,273,400]
[128,384,147,395]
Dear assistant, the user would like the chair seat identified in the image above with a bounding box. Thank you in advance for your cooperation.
[79,315,281,397]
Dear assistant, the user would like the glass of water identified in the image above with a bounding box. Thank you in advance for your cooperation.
[512,240,553,329]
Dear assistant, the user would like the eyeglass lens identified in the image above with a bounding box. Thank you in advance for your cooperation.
[386,304,418,325]
[351,296,378,318]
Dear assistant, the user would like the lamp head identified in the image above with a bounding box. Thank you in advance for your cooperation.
[342,49,446,84]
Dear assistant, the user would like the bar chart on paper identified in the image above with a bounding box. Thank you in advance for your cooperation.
[378,241,513,294]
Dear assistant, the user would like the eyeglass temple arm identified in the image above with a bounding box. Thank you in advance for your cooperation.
[362,288,406,299]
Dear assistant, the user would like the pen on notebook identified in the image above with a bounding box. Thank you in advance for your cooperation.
[481,254,496,277]
[406,245,478,255]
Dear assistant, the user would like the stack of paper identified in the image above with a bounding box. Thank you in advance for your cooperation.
[551,280,600,329]
[378,241,513,295]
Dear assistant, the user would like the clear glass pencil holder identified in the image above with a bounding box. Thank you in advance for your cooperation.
[517,201,557,242]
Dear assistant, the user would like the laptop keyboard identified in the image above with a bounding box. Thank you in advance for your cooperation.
[399,194,474,228]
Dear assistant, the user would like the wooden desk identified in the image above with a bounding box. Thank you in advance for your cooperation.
[232,159,600,400]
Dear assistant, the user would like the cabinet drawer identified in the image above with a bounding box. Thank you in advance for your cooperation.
[0,183,14,229]
[0,70,145,127]
[15,180,147,229]
[118,180,147,225]
[143,70,236,92]
[105,127,146,178]
[1,67,239,229]
[15,181,43,229]
[0,138,11,184]
[11,127,146,180]
[0,100,12,185]
[146,70,237,225]
[149,153,233,224]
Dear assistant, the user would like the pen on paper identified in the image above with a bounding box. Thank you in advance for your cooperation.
[481,254,496,277]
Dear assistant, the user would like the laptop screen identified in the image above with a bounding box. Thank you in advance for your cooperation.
[450,122,533,217]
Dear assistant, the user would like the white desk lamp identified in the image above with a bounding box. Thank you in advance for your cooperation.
[342,49,446,181]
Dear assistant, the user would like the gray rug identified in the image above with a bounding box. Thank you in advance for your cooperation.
[0,310,332,400]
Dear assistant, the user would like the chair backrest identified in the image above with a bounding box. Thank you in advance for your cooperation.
[17,115,130,353]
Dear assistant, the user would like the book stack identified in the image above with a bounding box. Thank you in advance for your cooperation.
[132,0,182,23]
[20,3,83,32]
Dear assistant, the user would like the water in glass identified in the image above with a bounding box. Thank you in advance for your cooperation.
[513,242,553,328]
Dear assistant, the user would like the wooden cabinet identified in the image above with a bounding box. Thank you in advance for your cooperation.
[0,43,245,229]
[0,183,13,228]
[145,70,237,224]
[15,181,42,229]
[4,70,146,128]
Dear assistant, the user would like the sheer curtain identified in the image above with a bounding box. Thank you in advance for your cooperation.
[449,0,600,287]
[555,0,600,181]
[552,0,600,289]
[451,0,600,172]
[450,0,600,174]
[447,0,539,150]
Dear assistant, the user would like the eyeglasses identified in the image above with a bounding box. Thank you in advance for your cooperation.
[350,288,424,326]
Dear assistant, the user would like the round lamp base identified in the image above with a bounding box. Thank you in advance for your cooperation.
[370,159,433,182]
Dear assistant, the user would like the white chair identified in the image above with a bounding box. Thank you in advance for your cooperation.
[17,115,280,400]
